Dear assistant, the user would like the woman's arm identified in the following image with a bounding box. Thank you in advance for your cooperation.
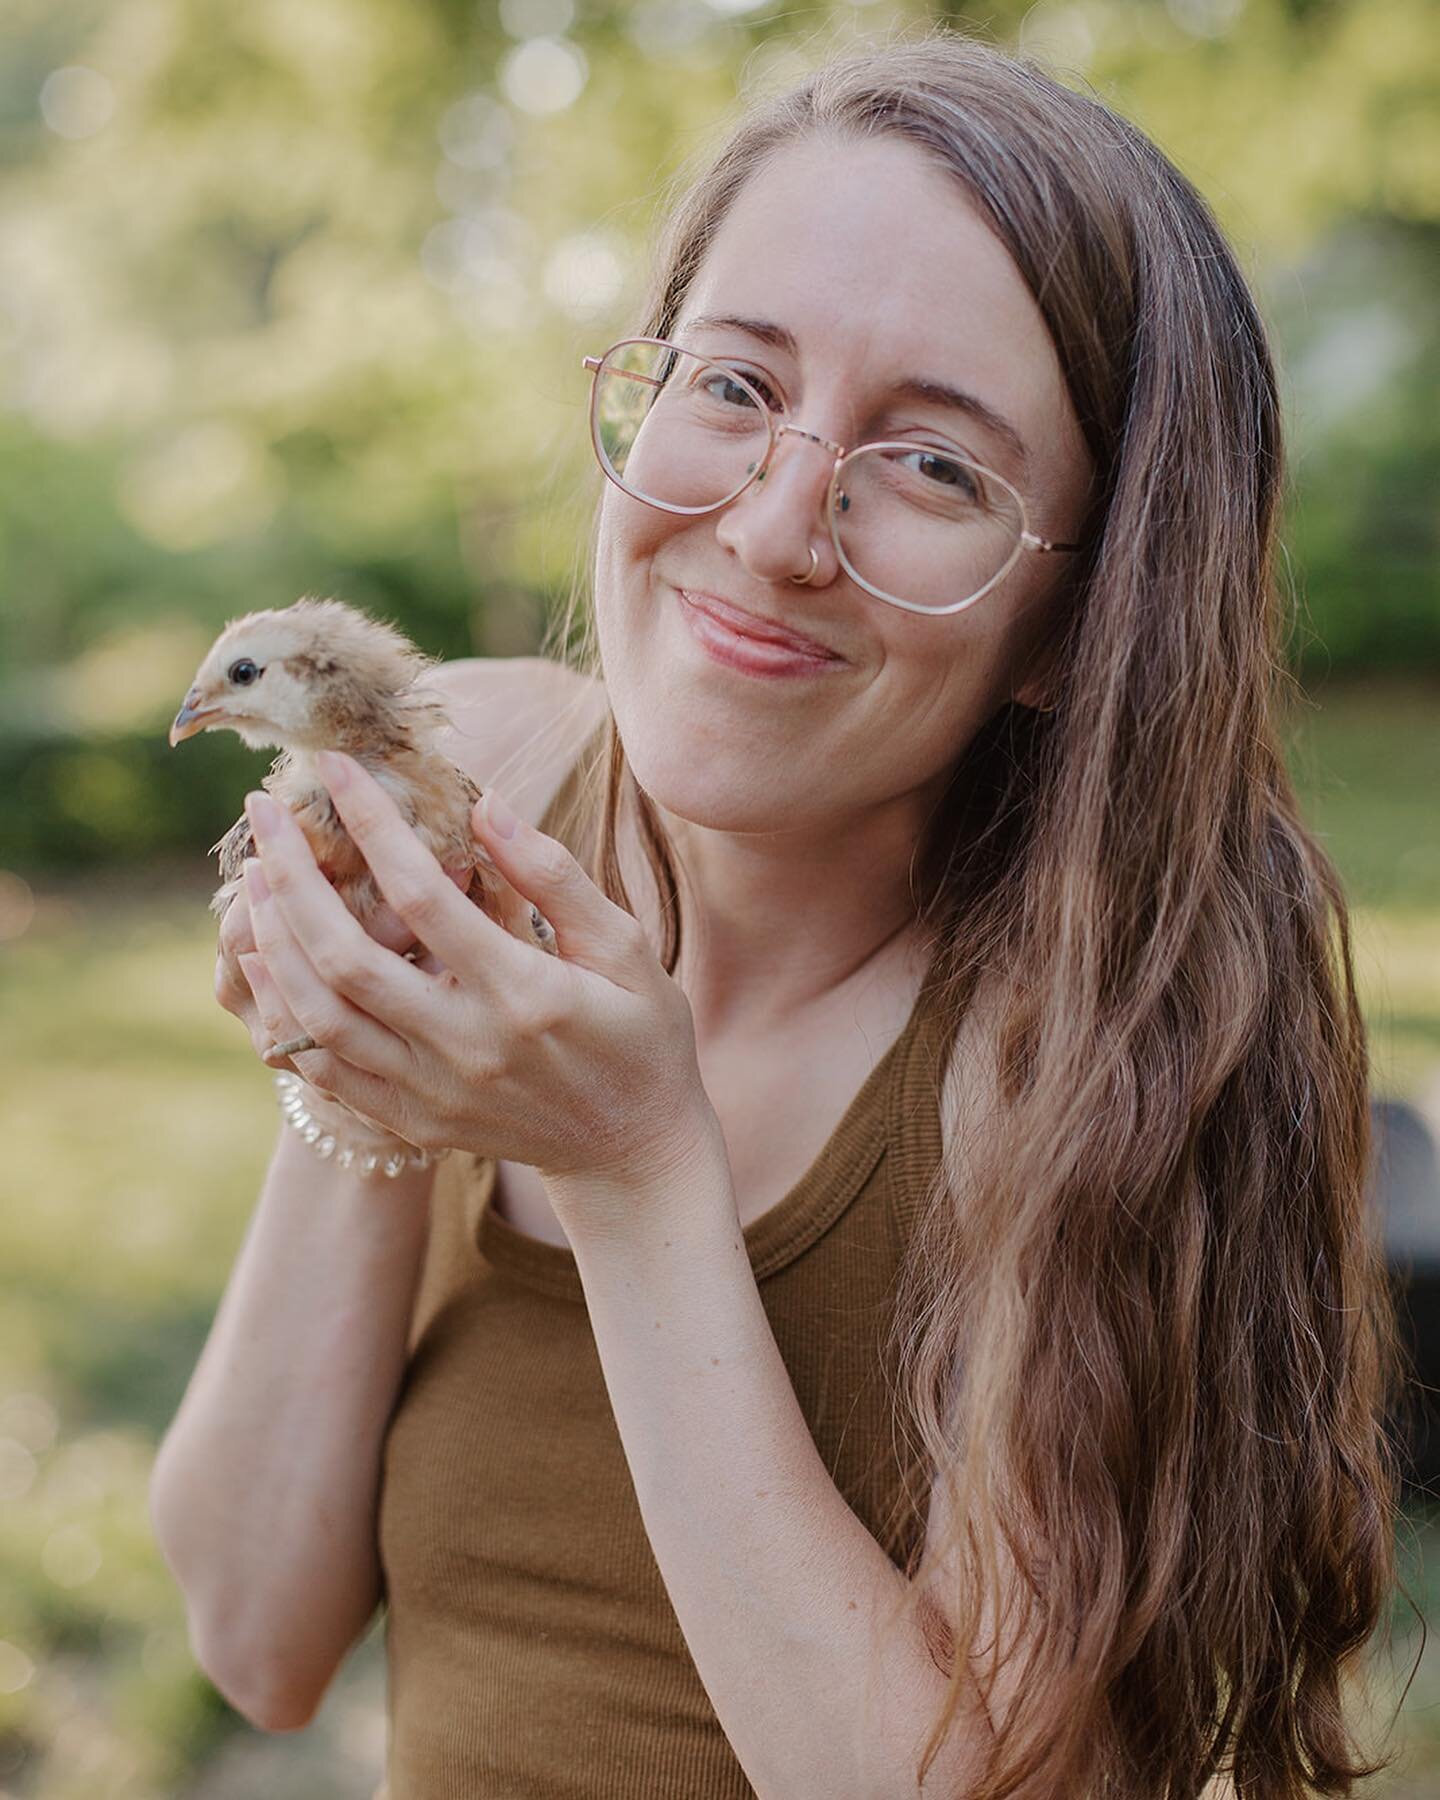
[213,683,991,1783]
[549,1148,995,1800]
[223,720,985,1783]
[148,1132,436,1730]
[149,653,608,1730]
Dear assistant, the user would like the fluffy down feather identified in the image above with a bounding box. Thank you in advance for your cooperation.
[169,596,556,956]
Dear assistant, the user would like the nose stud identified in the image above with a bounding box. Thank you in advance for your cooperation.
[788,546,820,586]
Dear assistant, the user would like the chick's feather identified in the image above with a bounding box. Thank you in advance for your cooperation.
[173,596,556,957]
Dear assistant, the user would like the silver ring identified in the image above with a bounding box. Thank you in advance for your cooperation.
[788,546,820,586]
[263,1033,318,1065]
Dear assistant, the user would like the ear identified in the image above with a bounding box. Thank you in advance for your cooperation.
[1010,639,1063,713]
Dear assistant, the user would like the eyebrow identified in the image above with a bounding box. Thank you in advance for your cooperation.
[678,312,1030,470]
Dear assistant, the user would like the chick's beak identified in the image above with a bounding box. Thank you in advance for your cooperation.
[169,686,220,747]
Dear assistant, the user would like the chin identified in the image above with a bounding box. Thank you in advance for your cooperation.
[614,713,799,834]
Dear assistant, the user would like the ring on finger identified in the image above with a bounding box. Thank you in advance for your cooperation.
[263,1033,319,1065]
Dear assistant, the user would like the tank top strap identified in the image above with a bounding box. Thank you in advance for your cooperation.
[883,945,972,1243]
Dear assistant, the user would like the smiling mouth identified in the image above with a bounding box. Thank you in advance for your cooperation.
[677,589,841,661]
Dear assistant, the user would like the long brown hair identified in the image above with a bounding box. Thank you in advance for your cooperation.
[544,28,1405,1798]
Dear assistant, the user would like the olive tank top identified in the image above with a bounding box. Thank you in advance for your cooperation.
[375,738,966,1799]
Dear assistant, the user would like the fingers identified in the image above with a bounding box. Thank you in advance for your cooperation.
[236,952,304,1072]
[241,795,440,1034]
[471,788,655,989]
[214,880,261,1021]
[226,852,457,964]
[244,861,416,1082]
[290,757,520,987]
[368,865,471,957]
[238,952,385,1119]
[366,896,423,957]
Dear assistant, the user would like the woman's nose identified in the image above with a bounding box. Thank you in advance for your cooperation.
[712,433,841,587]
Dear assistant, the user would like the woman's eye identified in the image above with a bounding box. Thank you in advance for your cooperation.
[227,658,261,686]
[700,368,777,411]
[902,450,979,497]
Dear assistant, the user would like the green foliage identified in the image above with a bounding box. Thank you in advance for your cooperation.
[1,0,1436,874]
[1267,220,1440,673]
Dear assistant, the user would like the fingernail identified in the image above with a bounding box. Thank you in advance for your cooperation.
[316,749,350,790]
[246,791,281,841]
[245,860,271,903]
[484,790,517,839]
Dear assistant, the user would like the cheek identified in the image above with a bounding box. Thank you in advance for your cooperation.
[598,483,680,570]
[594,494,671,636]
[869,600,1041,751]
[595,498,718,692]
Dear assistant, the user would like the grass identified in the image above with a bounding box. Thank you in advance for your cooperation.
[0,675,1437,1796]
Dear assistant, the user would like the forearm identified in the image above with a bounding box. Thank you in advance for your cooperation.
[150,1119,434,1724]
[556,1160,985,1800]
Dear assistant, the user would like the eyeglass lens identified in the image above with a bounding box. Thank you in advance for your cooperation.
[591,340,1025,611]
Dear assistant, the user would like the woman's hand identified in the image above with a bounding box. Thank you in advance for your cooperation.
[238,751,726,1235]
[215,847,466,1077]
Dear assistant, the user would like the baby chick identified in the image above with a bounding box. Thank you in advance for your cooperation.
[170,595,557,968]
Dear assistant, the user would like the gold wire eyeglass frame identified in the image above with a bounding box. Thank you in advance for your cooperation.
[582,335,1083,617]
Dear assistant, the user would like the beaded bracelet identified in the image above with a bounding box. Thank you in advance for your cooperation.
[273,1070,447,1180]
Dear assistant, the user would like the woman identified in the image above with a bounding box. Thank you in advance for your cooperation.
[150,30,1402,1799]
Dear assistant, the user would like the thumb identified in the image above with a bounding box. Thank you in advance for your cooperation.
[471,789,645,979]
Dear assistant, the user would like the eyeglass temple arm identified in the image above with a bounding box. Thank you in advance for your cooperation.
[582,354,664,390]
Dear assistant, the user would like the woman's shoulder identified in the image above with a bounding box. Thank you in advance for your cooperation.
[415,655,608,830]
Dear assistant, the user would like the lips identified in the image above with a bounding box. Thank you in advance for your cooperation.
[678,589,841,662]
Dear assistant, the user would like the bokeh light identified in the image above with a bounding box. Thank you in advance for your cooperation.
[116,422,280,550]
[499,38,589,114]
[439,92,516,171]
[0,1395,59,1455]
[1166,0,1247,38]
[626,0,715,56]
[39,66,116,140]
[542,231,627,320]
[0,1641,36,1697]
[500,0,577,39]
[0,1437,38,1502]
[0,872,37,944]
[42,1524,104,1589]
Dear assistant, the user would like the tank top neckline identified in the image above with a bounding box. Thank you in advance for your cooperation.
[464,719,959,1303]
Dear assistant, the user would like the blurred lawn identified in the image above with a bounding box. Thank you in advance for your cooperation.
[0,676,1438,1795]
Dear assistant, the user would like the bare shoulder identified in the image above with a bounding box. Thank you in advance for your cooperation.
[414,655,608,829]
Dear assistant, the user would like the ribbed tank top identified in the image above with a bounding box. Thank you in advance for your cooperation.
[376,738,966,1799]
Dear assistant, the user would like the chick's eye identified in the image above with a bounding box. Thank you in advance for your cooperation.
[227,658,261,686]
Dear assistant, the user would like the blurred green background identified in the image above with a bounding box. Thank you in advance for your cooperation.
[2,0,1438,1793]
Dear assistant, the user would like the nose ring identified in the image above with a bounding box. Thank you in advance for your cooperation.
[788,546,820,587]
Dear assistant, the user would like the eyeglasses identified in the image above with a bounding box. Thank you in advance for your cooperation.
[581,336,1082,616]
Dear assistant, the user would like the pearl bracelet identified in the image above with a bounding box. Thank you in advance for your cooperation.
[273,1070,447,1179]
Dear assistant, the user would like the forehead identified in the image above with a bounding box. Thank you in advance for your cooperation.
[679,133,1072,455]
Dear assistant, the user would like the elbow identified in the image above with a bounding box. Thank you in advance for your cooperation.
[148,1451,373,1731]
[150,1493,336,1734]
[188,1620,329,1733]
